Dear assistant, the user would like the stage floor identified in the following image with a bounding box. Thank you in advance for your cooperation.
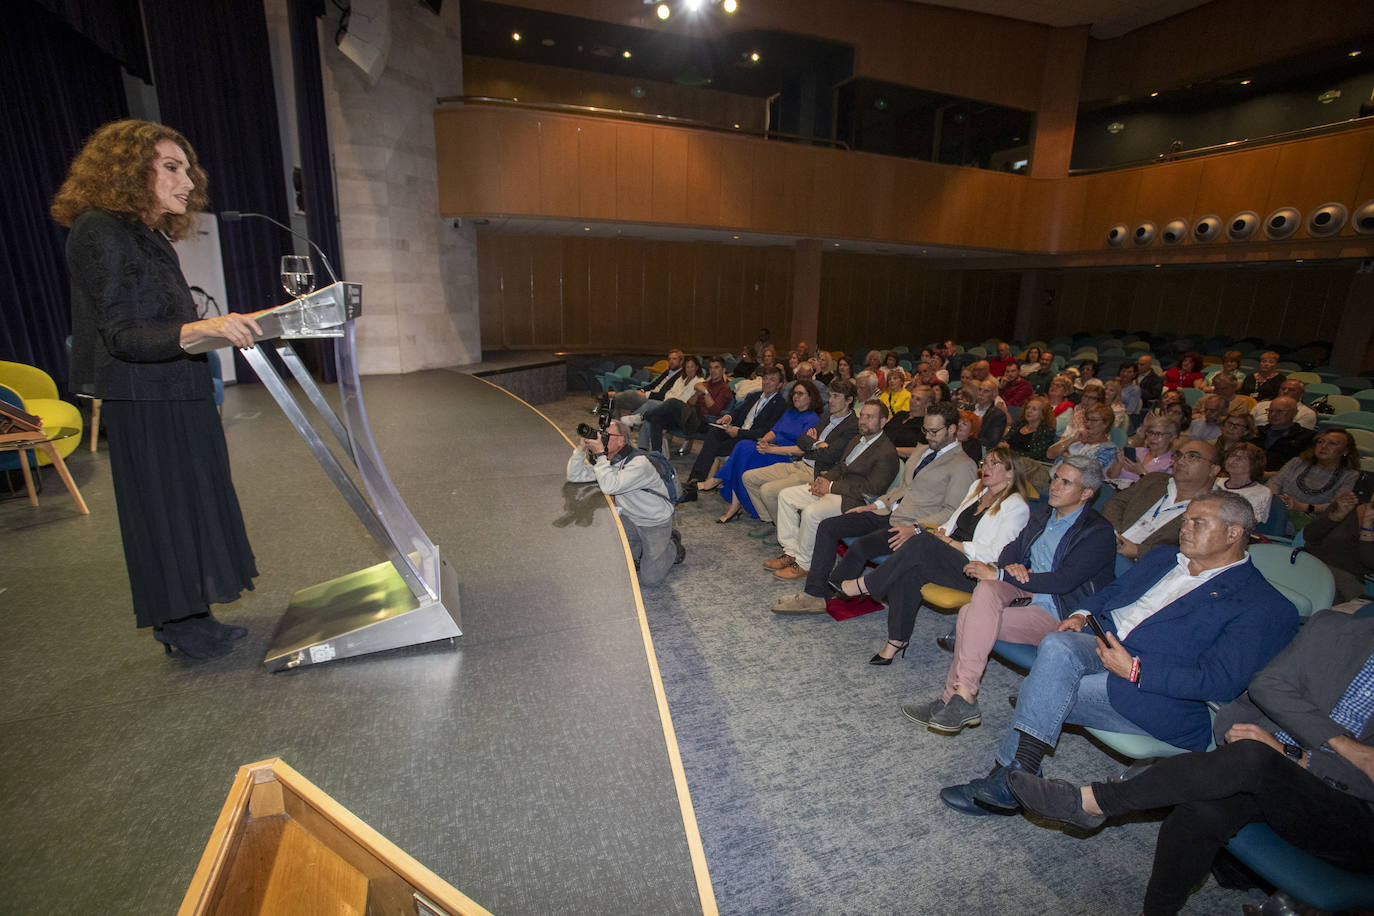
[0,371,707,915]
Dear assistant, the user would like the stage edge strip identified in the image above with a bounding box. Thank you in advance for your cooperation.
[470,375,719,916]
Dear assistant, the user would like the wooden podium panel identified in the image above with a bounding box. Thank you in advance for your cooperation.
[179,759,491,916]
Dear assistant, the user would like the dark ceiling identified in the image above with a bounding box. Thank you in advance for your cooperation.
[460,1,853,98]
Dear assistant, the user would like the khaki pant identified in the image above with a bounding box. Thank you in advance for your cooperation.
[742,461,811,522]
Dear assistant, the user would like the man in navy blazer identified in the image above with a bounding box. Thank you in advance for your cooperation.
[684,366,787,486]
[941,490,1299,816]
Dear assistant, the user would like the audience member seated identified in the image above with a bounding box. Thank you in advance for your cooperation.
[925,350,950,383]
[1208,371,1255,416]
[796,340,812,361]
[989,342,1016,378]
[675,355,732,446]
[1109,411,1180,487]
[1074,359,1100,391]
[1251,378,1318,430]
[1213,409,1256,454]
[1184,393,1227,442]
[1047,374,1076,419]
[1251,396,1316,473]
[765,401,901,595]
[1007,609,1373,916]
[758,345,787,380]
[682,367,787,493]
[740,379,859,524]
[837,448,1030,663]
[731,346,759,379]
[1201,349,1246,389]
[1116,362,1143,417]
[776,403,978,612]
[638,354,707,452]
[902,456,1116,734]
[997,361,1033,408]
[1156,391,1188,434]
[929,379,954,406]
[1019,346,1042,377]
[1025,350,1056,395]
[1102,380,1130,430]
[1163,351,1204,392]
[794,359,828,402]
[833,355,855,386]
[1004,395,1057,464]
[1056,381,1106,437]
[940,492,1299,818]
[1216,442,1272,523]
[879,367,910,418]
[708,380,820,523]
[1239,350,1285,402]
[814,350,835,385]
[1136,354,1164,405]
[1301,490,1374,601]
[1104,440,1221,564]
[864,349,886,386]
[885,384,933,459]
[971,378,1010,451]
[1048,403,1119,473]
[1268,428,1360,518]
[956,410,984,462]
[610,347,683,416]
[966,360,993,384]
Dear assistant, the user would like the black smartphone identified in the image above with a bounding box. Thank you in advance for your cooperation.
[1083,613,1111,646]
[1354,470,1374,504]
[1009,596,1033,607]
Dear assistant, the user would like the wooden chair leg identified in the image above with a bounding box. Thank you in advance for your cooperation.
[89,398,101,452]
[16,447,38,507]
[37,441,89,515]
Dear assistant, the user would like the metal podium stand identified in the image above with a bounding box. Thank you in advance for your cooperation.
[188,282,462,670]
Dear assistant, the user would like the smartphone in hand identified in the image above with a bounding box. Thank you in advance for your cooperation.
[1083,613,1111,646]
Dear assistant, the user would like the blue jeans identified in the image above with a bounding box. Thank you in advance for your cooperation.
[995,630,1151,766]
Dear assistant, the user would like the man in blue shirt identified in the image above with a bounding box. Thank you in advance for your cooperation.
[904,455,1116,734]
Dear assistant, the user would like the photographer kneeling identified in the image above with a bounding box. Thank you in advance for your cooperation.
[567,413,684,585]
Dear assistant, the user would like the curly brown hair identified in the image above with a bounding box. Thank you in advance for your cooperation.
[51,119,209,241]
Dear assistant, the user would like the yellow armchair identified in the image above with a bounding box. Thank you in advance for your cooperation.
[0,360,83,465]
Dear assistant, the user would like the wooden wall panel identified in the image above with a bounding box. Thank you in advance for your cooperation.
[530,236,564,345]
[586,241,619,345]
[1074,170,1143,251]
[665,243,695,346]
[477,231,504,350]
[1193,147,1281,228]
[750,146,788,232]
[435,109,504,214]
[562,237,590,347]
[1272,131,1374,233]
[651,129,689,224]
[578,121,618,220]
[538,118,581,218]
[614,125,654,221]
[685,133,723,227]
[716,139,754,230]
[498,118,542,214]
[617,240,647,347]
[498,236,534,347]
[1132,158,1206,223]
[691,243,721,348]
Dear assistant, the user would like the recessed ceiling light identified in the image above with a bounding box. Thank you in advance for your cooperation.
[732,235,740,239]
[1149,91,1159,98]
[541,38,555,47]
[511,32,521,41]
[723,0,738,11]
[583,226,591,231]
[1240,79,1251,85]
[656,3,670,20]
[750,51,760,62]
[1350,50,1363,58]
[623,49,632,58]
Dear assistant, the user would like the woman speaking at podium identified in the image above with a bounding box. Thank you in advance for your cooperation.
[52,119,266,660]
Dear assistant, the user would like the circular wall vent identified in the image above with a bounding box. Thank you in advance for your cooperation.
[1132,221,1157,246]
[1306,202,1348,238]
[1106,223,1128,247]
[1161,218,1188,245]
[1353,199,1374,235]
[1264,207,1301,240]
[1192,215,1221,242]
[1227,211,1259,241]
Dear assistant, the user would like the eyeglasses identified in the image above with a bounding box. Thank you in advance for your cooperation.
[922,425,946,434]
[1171,450,1212,463]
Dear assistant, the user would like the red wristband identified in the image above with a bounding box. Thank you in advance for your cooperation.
[1129,656,1141,684]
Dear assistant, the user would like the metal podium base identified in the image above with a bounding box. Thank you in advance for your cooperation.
[264,558,462,672]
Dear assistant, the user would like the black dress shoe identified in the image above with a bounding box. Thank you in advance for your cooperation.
[936,629,956,651]
[154,620,234,659]
[1007,771,1105,829]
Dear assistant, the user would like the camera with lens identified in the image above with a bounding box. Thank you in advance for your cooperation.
[577,394,614,443]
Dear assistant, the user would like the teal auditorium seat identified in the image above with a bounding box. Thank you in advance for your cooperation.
[1246,544,1335,619]
[1225,825,1374,913]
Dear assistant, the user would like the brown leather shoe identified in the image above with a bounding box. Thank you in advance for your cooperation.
[773,563,807,580]
[763,554,795,570]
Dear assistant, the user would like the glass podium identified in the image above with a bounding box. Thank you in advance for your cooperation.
[186,282,462,670]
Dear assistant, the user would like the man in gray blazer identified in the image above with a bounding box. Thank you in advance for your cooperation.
[773,402,977,611]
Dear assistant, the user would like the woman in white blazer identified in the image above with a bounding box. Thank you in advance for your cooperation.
[837,447,1032,665]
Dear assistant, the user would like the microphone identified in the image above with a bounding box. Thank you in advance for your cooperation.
[220,210,340,285]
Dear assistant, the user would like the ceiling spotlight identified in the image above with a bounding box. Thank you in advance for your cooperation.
[732,235,740,239]
[750,51,760,62]
[511,31,521,41]
[656,3,670,19]
[583,226,591,231]
[1240,79,1251,85]
[623,49,632,58]
[1149,91,1159,97]
[684,0,704,10]
[723,0,738,11]
[1350,50,1363,57]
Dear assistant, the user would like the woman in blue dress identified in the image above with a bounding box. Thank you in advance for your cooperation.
[705,380,819,523]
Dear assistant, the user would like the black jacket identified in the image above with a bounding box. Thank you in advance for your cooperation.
[66,209,211,401]
[1252,424,1316,472]
[728,390,788,441]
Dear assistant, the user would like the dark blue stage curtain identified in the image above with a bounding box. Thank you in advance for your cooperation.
[289,0,343,382]
[142,0,293,382]
[0,2,129,389]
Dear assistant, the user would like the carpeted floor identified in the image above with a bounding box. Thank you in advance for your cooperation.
[539,391,1263,916]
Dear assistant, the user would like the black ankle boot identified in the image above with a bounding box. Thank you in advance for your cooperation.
[154,619,234,659]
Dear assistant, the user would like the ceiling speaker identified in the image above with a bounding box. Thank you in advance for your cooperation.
[1192,215,1221,242]
[1227,211,1259,241]
[1132,221,1157,246]
[1264,207,1301,240]
[1306,202,1348,238]
[1161,218,1188,245]
[1106,223,1128,247]
[1354,200,1374,235]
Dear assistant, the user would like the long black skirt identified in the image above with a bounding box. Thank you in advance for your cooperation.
[102,398,257,628]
